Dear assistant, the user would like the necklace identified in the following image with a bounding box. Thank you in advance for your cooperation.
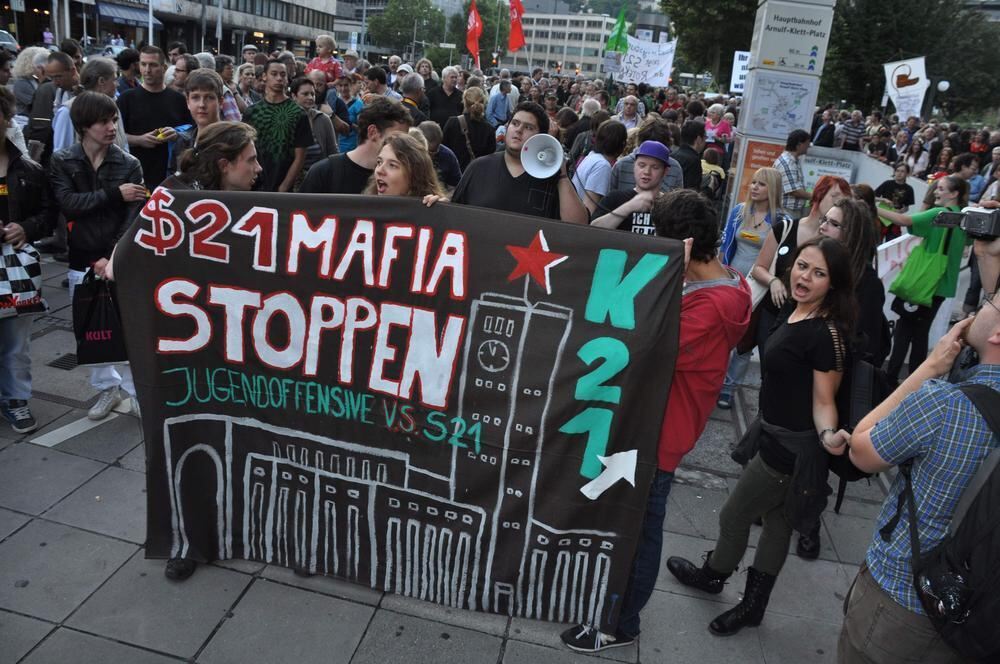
[747,208,767,230]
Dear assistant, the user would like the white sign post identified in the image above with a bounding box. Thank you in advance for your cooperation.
[883,57,930,121]
[749,0,834,75]
[616,35,677,86]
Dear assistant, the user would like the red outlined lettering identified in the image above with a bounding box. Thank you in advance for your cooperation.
[232,206,279,272]
[187,199,232,263]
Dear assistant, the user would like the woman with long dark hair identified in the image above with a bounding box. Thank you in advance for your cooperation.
[667,236,855,637]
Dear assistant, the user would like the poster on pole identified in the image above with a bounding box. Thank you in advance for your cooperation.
[116,191,684,631]
[602,51,622,75]
[729,50,750,94]
[802,154,855,191]
[617,35,677,86]
[734,137,785,201]
[883,57,930,121]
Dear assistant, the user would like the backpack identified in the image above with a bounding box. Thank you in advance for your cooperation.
[828,324,893,512]
[878,382,1000,661]
[700,169,724,201]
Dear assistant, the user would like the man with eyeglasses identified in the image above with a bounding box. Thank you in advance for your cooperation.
[169,54,198,94]
[452,101,587,224]
[838,237,1000,662]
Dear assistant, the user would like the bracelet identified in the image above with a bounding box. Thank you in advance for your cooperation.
[768,277,779,286]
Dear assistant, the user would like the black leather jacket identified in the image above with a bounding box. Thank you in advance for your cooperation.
[50,142,144,271]
[2,138,56,242]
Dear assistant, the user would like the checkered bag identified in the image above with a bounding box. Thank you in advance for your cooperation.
[0,241,48,319]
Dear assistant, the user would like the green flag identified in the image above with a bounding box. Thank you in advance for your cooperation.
[605,7,628,53]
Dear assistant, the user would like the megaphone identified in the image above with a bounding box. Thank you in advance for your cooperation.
[521,133,564,180]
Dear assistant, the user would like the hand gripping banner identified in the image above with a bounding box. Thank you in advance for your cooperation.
[114,190,683,631]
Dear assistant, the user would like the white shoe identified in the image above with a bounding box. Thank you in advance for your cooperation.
[88,387,122,420]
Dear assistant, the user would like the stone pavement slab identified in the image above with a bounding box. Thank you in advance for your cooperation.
[350,610,503,664]
[0,400,74,442]
[0,520,138,622]
[0,444,105,515]
[44,467,147,544]
[656,531,755,607]
[502,639,627,663]
[678,418,746,476]
[759,612,840,664]
[53,414,143,464]
[0,609,53,663]
[118,442,146,473]
[66,555,252,659]
[663,483,728,541]
[767,556,853,625]
[637,589,765,663]
[23,330,94,406]
[381,591,509,636]
[21,627,183,664]
[0,507,29,540]
[261,564,382,606]
[823,511,873,566]
[198,579,375,664]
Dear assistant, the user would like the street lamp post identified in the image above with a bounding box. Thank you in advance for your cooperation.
[493,0,500,68]
[360,0,368,59]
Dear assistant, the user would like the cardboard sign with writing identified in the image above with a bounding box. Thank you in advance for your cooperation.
[115,191,683,630]
[618,36,677,86]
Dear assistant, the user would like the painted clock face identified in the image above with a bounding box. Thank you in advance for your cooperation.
[477,339,510,373]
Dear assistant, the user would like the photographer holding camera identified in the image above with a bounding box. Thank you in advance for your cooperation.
[837,234,1000,664]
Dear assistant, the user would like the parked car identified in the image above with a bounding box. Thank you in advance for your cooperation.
[0,30,19,53]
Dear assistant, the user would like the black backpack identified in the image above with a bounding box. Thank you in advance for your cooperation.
[879,382,1000,661]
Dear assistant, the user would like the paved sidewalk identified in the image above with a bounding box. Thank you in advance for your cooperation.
[0,257,888,664]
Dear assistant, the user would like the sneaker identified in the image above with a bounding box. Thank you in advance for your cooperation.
[164,558,197,581]
[88,387,122,421]
[717,393,732,410]
[560,624,635,653]
[1,400,37,433]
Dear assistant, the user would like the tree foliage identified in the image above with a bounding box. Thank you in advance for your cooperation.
[823,0,1000,118]
[369,0,447,56]
[658,0,755,87]
[443,0,510,69]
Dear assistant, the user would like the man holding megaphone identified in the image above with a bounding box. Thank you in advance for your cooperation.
[452,101,588,225]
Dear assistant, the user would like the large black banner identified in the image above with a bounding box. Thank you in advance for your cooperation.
[115,190,683,630]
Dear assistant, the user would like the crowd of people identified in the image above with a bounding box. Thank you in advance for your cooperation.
[0,33,998,664]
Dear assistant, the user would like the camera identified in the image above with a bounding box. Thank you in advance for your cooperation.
[933,207,1000,240]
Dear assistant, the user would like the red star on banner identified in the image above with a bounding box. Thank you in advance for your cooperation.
[505,230,568,295]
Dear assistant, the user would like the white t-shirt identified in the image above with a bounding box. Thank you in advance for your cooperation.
[572,152,612,202]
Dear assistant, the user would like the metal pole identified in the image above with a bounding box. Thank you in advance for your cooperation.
[82,7,86,44]
[50,0,58,41]
[148,0,153,46]
[493,0,500,61]
[411,18,417,63]
[200,0,206,52]
[359,0,368,59]
[216,0,222,53]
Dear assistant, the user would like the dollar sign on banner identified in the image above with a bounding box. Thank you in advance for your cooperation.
[135,188,185,256]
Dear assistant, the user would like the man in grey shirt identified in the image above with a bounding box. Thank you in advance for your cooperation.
[609,118,683,192]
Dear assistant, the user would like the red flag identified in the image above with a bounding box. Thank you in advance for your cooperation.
[467,0,483,68]
[508,0,525,52]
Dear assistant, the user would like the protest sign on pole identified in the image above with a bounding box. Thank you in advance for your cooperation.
[617,35,677,86]
[729,50,750,94]
[883,57,930,120]
[117,191,684,631]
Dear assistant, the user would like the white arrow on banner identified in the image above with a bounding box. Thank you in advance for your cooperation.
[580,449,638,500]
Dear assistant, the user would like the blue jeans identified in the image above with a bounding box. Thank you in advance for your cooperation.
[617,469,674,638]
[0,315,32,402]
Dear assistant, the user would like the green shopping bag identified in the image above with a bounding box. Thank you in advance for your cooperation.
[889,228,953,308]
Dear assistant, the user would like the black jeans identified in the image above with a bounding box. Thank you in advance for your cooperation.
[886,297,943,382]
[616,469,674,637]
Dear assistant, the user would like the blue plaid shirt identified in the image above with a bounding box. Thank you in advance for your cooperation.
[866,364,1000,613]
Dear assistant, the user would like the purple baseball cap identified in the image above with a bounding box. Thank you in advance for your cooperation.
[635,140,670,165]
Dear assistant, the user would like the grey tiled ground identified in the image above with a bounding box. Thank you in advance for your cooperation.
[0,257,891,663]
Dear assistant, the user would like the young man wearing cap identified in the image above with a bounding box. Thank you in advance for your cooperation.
[591,141,671,235]
[562,188,752,654]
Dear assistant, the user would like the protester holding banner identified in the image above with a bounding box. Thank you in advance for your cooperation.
[717,167,790,410]
[667,236,854,638]
[562,188,751,653]
[361,132,444,202]
[51,91,145,421]
[0,87,55,434]
[878,176,970,385]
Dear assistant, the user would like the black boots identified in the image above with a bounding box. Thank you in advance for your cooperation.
[666,552,730,594]
[796,523,821,560]
[709,567,777,636]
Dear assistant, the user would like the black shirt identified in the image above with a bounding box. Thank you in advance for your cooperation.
[759,316,845,473]
[452,152,559,219]
[427,86,464,128]
[441,114,496,170]
[300,152,373,194]
[760,217,800,316]
[117,86,192,189]
[595,189,656,235]
[874,179,915,211]
[673,144,703,189]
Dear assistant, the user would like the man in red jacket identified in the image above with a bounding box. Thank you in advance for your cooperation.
[562,189,752,653]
